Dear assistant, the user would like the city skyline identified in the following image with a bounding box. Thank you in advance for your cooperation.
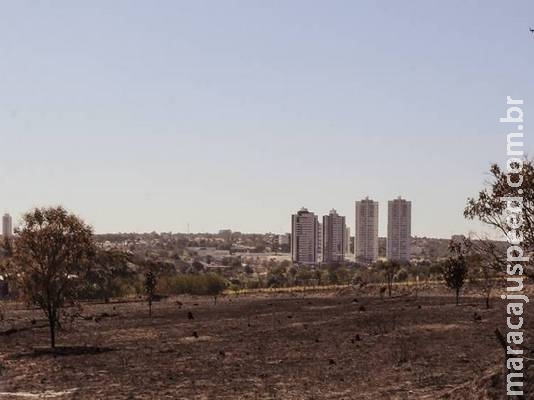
[0,2,532,398]
[1,1,533,238]
[0,197,502,240]
[291,199,412,264]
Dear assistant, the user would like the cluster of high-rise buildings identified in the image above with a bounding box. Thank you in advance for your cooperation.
[291,196,411,265]
[2,213,12,239]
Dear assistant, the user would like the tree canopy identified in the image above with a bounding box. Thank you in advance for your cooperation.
[464,158,533,277]
[13,206,95,348]
[465,160,532,241]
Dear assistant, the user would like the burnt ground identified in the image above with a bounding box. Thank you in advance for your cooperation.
[0,285,533,400]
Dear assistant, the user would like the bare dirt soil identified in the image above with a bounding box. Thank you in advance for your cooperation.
[1,286,533,399]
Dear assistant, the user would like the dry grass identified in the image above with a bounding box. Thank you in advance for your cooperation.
[0,286,532,399]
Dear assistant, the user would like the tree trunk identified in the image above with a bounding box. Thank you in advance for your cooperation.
[456,288,460,305]
[148,299,152,318]
[485,292,491,309]
[49,310,56,349]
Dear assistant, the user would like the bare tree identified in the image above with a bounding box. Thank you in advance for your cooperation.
[464,239,502,309]
[13,207,95,348]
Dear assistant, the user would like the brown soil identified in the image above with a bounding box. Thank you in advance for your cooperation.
[0,287,532,399]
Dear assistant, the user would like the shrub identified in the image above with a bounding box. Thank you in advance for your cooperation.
[395,268,409,282]
[158,273,227,303]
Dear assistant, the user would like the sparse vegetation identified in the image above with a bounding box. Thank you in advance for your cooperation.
[144,270,157,317]
[2,286,529,399]
[467,251,500,309]
[157,273,227,301]
[442,243,469,305]
[376,260,402,297]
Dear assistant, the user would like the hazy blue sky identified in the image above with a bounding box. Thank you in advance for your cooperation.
[1,0,532,237]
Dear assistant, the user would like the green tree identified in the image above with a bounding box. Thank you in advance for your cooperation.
[83,249,134,301]
[205,273,226,305]
[13,207,95,348]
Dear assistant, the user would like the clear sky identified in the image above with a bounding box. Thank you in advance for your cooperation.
[1,0,533,237]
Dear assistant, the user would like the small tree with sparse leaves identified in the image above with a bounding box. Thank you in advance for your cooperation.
[144,271,157,317]
[442,243,469,305]
[205,273,226,305]
[376,260,401,298]
[13,207,95,348]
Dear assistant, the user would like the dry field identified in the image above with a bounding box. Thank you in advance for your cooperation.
[0,286,533,399]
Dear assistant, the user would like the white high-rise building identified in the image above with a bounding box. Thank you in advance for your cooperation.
[317,222,323,260]
[322,209,345,263]
[2,213,12,238]
[291,208,319,265]
[355,197,379,264]
[387,196,412,262]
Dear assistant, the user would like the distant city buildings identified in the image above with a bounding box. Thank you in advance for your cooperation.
[290,208,349,265]
[355,197,379,264]
[2,213,12,238]
[290,197,412,265]
[291,208,319,265]
[387,196,412,262]
[322,209,346,263]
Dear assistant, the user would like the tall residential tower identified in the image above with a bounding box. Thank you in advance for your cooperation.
[291,208,319,265]
[387,196,411,262]
[322,209,346,263]
[355,197,379,264]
